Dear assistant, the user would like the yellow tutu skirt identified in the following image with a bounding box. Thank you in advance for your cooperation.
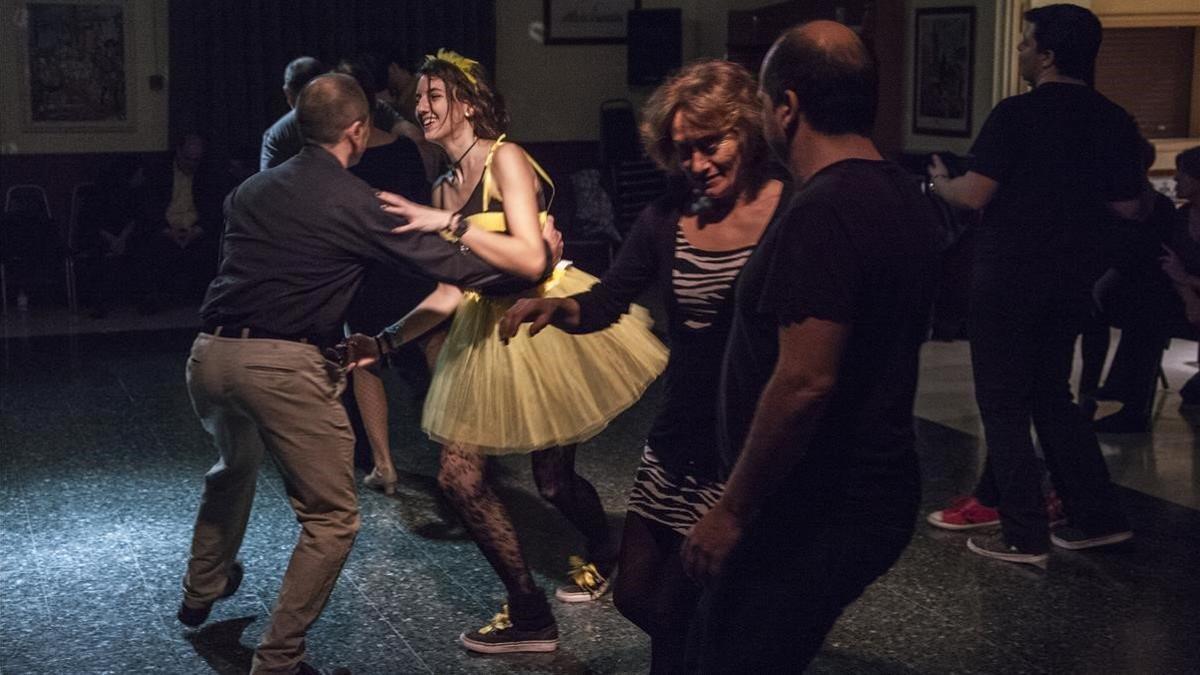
[422,264,668,454]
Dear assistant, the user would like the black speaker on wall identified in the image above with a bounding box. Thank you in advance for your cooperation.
[627,8,682,86]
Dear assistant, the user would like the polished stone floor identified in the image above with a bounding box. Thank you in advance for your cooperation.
[1,316,1199,674]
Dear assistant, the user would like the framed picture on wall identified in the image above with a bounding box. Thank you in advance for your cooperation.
[913,6,975,137]
[544,0,641,45]
[19,0,135,133]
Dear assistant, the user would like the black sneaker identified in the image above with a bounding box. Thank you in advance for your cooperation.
[178,561,244,627]
[1050,525,1133,550]
[966,534,1048,569]
[459,604,558,654]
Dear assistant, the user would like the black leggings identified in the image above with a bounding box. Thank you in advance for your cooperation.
[613,512,701,674]
[437,443,617,614]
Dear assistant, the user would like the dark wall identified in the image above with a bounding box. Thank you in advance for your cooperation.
[2,1,497,224]
[169,0,496,164]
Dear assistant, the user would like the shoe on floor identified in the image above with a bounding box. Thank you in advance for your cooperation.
[967,534,1048,569]
[459,604,558,654]
[1050,525,1133,550]
[927,496,999,530]
[1092,411,1150,434]
[362,467,397,496]
[555,556,614,603]
[178,561,244,627]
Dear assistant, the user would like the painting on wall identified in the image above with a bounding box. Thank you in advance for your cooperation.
[21,0,134,132]
[913,6,975,137]
[544,0,641,45]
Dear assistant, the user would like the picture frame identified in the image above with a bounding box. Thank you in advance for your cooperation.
[19,0,136,133]
[913,6,975,137]
[543,0,641,45]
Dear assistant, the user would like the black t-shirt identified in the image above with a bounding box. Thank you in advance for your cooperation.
[718,159,939,505]
[968,83,1143,282]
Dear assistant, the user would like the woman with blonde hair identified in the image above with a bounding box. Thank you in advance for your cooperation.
[501,59,788,672]
[342,50,666,654]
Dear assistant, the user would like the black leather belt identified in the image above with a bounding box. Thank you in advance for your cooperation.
[202,322,339,350]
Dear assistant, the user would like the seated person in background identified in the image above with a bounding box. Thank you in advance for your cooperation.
[260,56,326,171]
[137,133,224,309]
[1078,138,1167,410]
[1091,145,1200,431]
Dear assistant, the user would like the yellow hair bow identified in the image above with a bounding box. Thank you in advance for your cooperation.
[425,48,479,86]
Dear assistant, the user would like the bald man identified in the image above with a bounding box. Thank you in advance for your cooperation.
[681,22,939,670]
[178,74,547,674]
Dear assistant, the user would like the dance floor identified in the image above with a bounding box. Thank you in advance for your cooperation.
[2,311,1199,674]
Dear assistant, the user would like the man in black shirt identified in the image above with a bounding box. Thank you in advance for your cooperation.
[179,73,545,674]
[682,22,939,670]
[925,4,1139,566]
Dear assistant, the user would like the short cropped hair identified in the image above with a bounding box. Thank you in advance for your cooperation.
[1024,4,1102,85]
[283,57,326,98]
[760,24,878,136]
[640,59,769,195]
[1177,146,1200,180]
[295,73,369,145]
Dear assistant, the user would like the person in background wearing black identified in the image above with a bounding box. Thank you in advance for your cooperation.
[177,73,555,674]
[680,21,939,671]
[260,56,326,171]
[1083,142,1189,432]
[138,133,223,310]
[334,55,436,495]
[1157,148,1200,404]
[355,50,443,181]
[500,59,787,673]
[924,4,1140,566]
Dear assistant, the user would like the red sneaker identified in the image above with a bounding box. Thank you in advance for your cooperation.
[927,495,1000,530]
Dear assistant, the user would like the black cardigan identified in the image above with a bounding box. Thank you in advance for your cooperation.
[572,182,792,479]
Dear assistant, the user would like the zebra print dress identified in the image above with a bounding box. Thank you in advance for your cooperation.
[627,229,753,535]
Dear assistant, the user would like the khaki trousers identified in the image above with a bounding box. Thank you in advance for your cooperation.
[183,333,359,674]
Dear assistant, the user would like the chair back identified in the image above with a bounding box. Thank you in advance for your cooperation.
[4,184,51,220]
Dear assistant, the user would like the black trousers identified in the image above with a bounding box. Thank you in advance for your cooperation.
[687,468,919,673]
[969,276,1127,552]
[1097,274,1193,421]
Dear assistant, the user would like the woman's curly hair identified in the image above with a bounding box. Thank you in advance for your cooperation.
[640,59,770,196]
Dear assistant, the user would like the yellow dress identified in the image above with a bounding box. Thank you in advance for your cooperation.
[422,137,668,454]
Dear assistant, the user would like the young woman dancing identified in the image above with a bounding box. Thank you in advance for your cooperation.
[343,50,666,654]
[500,60,787,672]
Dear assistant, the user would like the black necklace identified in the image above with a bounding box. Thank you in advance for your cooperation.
[445,137,480,184]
